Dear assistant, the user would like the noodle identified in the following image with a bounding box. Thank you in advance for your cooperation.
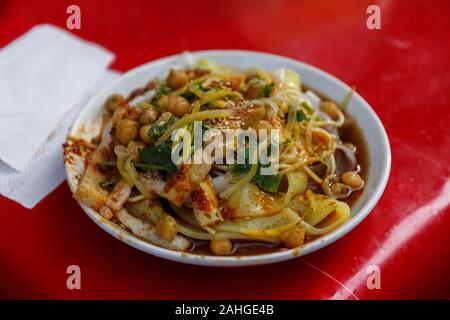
[219,162,258,199]
[125,156,152,198]
[117,157,133,186]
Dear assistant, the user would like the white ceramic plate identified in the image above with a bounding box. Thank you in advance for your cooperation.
[65,50,391,267]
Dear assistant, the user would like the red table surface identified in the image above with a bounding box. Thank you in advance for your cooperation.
[0,0,449,300]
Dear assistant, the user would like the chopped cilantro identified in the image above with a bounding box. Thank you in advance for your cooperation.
[99,177,120,192]
[180,90,198,103]
[156,84,173,97]
[148,116,177,141]
[99,161,116,169]
[228,148,282,193]
[139,116,178,174]
[229,147,251,175]
[284,105,309,122]
[99,160,164,171]
[151,84,173,104]
[138,141,177,174]
[254,171,282,193]
[149,123,165,141]
[229,163,252,175]
[201,122,210,132]
[296,110,308,121]
[261,82,275,97]
[200,103,215,111]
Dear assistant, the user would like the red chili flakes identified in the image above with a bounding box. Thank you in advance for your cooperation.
[191,187,212,213]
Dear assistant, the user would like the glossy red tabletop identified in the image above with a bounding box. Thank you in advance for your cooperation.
[0,0,449,300]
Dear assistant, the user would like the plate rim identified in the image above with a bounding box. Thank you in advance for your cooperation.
[65,49,391,267]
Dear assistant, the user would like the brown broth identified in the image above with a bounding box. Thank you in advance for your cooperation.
[338,120,369,208]
[304,84,369,208]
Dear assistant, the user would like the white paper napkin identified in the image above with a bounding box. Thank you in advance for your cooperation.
[0,23,120,208]
[0,24,115,171]
[0,70,120,209]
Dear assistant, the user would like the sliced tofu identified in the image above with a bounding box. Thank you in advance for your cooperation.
[191,175,223,231]
[105,179,132,211]
[99,205,114,220]
[140,163,212,206]
[74,145,111,211]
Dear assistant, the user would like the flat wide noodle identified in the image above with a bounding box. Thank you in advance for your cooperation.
[221,170,307,218]
[116,208,191,251]
[289,192,351,236]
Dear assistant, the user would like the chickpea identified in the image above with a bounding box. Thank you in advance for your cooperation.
[139,107,159,125]
[158,95,170,109]
[223,75,243,91]
[156,215,178,241]
[167,69,189,89]
[166,96,190,117]
[280,227,305,248]
[311,129,332,151]
[112,106,128,127]
[210,239,233,255]
[320,101,340,119]
[104,94,124,112]
[126,106,142,121]
[116,119,139,145]
[159,111,174,122]
[138,101,152,109]
[279,101,289,114]
[127,140,146,156]
[139,124,152,143]
[246,82,263,100]
[331,182,348,194]
[341,171,364,189]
